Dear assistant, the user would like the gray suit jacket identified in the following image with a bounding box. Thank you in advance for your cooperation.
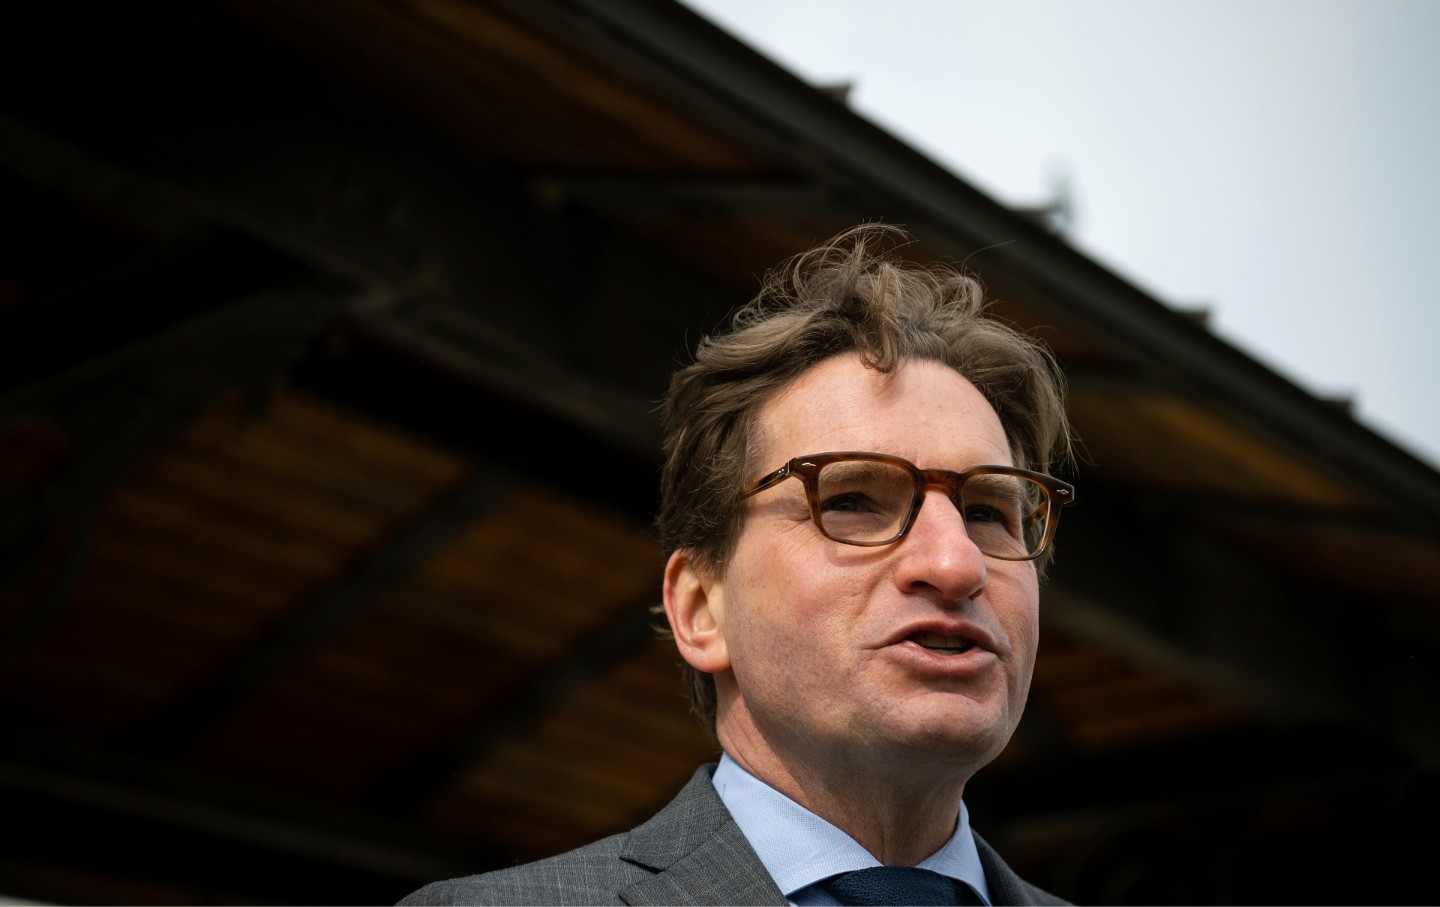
[398,765,1069,906]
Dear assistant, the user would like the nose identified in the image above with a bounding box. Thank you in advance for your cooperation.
[892,487,987,602]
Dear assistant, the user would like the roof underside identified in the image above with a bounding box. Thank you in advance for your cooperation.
[0,2,1437,904]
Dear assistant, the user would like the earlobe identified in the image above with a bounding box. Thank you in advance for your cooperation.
[662,549,730,674]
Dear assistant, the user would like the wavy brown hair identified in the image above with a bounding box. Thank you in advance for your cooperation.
[657,223,1072,732]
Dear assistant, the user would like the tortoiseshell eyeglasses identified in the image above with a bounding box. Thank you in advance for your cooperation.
[742,451,1075,561]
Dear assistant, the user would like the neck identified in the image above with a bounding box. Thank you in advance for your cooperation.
[718,716,972,866]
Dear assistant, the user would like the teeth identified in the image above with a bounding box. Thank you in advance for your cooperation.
[913,631,973,652]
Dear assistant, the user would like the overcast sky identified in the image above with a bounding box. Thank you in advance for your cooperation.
[681,0,1440,469]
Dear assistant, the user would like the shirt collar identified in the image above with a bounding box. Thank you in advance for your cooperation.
[711,752,992,905]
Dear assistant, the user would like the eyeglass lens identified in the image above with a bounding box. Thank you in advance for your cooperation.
[815,460,1047,557]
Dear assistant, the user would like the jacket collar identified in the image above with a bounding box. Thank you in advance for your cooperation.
[615,763,1059,906]
[617,764,787,906]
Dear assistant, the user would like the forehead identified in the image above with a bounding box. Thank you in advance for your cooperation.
[754,354,1013,468]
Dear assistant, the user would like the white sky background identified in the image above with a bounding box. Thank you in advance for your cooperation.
[681,0,1440,469]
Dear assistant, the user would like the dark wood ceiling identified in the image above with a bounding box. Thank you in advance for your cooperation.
[1,2,1437,905]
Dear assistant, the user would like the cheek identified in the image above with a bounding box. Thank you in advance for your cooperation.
[992,570,1041,669]
[727,552,860,661]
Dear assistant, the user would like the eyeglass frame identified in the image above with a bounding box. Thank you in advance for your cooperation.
[740,451,1076,561]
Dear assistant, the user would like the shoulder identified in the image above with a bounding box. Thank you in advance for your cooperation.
[1007,875,1071,907]
[396,832,638,906]
[395,764,780,907]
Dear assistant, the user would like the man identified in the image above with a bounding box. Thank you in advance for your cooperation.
[400,224,1075,906]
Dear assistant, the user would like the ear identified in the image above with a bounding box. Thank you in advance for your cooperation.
[662,548,730,674]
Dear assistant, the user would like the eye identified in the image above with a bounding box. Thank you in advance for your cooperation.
[821,491,879,513]
[963,503,1003,524]
[961,495,1025,538]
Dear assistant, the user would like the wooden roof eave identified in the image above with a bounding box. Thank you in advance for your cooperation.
[493,0,1440,530]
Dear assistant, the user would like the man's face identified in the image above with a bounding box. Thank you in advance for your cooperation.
[695,353,1040,780]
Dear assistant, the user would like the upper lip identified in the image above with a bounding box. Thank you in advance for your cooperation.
[887,617,1000,655]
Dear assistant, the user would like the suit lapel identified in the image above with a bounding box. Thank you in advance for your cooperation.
[616,765,787,907]
[618,821,786,906]
[613,766,1055,906]
[975,830,1049,906]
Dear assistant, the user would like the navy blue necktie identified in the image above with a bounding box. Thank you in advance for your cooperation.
[822,866,977,906]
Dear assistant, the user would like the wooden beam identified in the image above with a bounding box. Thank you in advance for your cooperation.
[365,598,660,814]
[123,463,517,753]
[0,727,487,903]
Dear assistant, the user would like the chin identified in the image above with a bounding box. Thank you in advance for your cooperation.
[881,711,1014,768]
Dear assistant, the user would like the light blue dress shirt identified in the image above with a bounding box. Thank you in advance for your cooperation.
[711,753,993,906]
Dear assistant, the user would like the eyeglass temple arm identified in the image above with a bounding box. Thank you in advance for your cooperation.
[742,463,793,497]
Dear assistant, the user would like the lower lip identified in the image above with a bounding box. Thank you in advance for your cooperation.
[889,640,996,676]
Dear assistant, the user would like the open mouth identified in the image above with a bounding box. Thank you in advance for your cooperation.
[909,631,978,656]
